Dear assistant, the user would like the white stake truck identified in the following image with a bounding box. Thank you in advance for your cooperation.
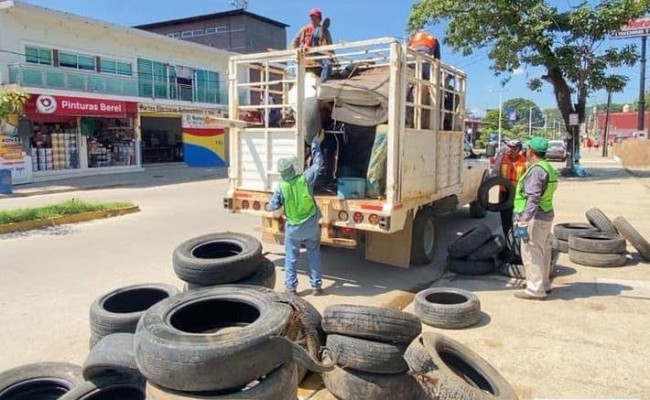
[222,37,488,268]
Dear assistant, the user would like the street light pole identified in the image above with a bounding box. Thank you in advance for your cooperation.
[498,90,503,147]
[528,106,533,136]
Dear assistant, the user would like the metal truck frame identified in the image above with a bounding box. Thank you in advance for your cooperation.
[223,37,487,268]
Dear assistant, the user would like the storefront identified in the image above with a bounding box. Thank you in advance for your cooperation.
[23,94,141,180]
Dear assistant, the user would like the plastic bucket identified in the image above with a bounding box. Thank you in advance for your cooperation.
[0,169,12,194]
[337,177,365,199]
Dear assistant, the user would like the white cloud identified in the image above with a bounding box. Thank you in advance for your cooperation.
[512,67,524,75]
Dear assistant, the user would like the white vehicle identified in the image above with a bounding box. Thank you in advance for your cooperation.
[222,38,488,268]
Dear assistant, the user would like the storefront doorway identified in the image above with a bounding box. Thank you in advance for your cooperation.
[140,116,182,164]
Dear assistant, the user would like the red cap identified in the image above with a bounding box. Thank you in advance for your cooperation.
[309,8,322,19]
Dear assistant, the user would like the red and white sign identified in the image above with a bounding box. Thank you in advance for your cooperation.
[32,95,136,117]
[612,18,650,39]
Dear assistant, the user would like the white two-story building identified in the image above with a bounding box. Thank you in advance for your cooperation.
[0,0,234,182]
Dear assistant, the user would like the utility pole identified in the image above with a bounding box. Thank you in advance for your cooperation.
[498,90,503,147]
[528,106,533,136]
[638,35,647,132]
[603,90,613,157]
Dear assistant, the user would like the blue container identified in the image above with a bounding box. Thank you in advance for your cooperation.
[337,177,366,200]
[0,169,12,195]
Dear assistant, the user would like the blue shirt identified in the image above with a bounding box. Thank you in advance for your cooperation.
[267,139,323,240]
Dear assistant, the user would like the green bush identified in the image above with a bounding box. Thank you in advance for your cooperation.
[0,198,134,225]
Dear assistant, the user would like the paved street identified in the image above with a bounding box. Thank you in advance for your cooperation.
[1,154,650,399]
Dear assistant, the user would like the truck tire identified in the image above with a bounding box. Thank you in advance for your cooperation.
[89,283,179,346]
[83,333,140,381]
[568,249,627,268]
[134,287,294,392]
[585,208,618,235]
[321,355,423,400]
[144,361,298,400]
[469,201,487,218]
[553,223,598,241]
[556,238,569,253]
[447,257,494,276]
[497,262,526,279]
[411,208,436,265]
[326,334,408,374]
[0,362,83,399]
[568,233,626,254]
[173,232,263,285]
[477,176,514,212]
[185,258,276,291]
[322,304,422,344]
[405,333,518,400]
[467,235,505,261]
[59,373,145,400]
[447,223,493,259]
[414,288,481,329]
[505,228,522,259]
[613,216,650,261]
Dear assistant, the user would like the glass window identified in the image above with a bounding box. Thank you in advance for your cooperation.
[137,58,168,99]
[25,46,52,65]
[78,55,95,71]
[205,27,217,35]
[117,62,132,76]
[59,52,77,68]
[181,31,193,38]
[59,52,95,71]
[100,59,117,74]
[193,29,204,36]
[195,69,220,103]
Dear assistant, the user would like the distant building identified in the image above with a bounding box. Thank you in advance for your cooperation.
[596,111,649,141]
[134,9,289,54]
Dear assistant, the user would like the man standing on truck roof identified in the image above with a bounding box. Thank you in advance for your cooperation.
[408,31,441,81]
[498,140,527,237]
[512,137,559,300]
[266,131,325,296]
[291,8,333,82]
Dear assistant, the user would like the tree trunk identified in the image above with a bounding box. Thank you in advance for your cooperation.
[543,67,577,169]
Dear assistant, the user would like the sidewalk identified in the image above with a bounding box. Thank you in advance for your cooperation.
[0,163,227,198]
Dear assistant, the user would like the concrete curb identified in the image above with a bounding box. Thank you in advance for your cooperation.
[0,206,140,234]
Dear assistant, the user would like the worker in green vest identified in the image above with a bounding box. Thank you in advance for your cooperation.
[512,136,559,300]
[266,130,325,296]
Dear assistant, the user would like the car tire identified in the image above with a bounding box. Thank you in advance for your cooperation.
[83,333,140,381]
[326,334,408,374]
[405,333,518,400]
[568,249,627,268]
[477,176,514,212]
[134,287,294,392]
[553,223,599,241]
[568,232,626,254]
[556,238,569,253]
[322,304,422,344]
[447,223,493,259]
[447,257,495,276]
[414,288,481,329]
[467,235,505,261]
[0,363,83,398]
[613,216,650,261]
[89,283,179,346]
[585,208,618,235]
[59,373,145,400]
[173,232,263,285]
[411,208,436,266]
[185,258,276,291]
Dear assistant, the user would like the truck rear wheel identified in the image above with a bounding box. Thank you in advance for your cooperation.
[411,209,436,265]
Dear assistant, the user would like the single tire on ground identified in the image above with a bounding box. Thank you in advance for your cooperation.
[83,333,140,381]
[326,334,408,374]
[322,304,422,344]
[568,249,627,268]
[321,354,424,400]
[568,232,626,254]
[585,208,618,235]
[134,287,294,392]
[613,216,650,261]
[447,257,495,276]
[467,235,506,261]
[405,333,518,400]
[173,232,263,285]
[411,208,436,266]
[89,283,179,346]
[447,224,493,259]
[477,176,515,212]
[414,288,481,329]
[185,258,276,291]
[59,372,145,400]
[553,223,599,241]
[145,361,298,400]
[0,362,83,399]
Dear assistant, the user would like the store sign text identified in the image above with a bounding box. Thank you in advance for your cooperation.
[35,95,130,116]
[611,18,650,38]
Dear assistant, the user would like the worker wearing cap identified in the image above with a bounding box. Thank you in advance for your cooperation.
[266,131,325,296]
[498,140,527,237]
[408,31,441,81]
[291,8,333,82]
[512,137,559,300]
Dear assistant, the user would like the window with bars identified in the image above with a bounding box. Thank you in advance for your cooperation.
[25,46,52,65]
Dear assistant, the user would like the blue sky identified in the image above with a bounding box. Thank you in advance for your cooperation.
[22,0,646,115]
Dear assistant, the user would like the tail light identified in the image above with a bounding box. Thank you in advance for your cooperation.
[368,214,379,225]
[242,200,250,209]
[253,201,261,211]
[338,211,349,221]
[340,227,355,236]
[353,212,364,223]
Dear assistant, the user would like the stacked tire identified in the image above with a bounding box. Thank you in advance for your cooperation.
[447,223,503,275]
[173,232,276,291]
[321,305,425,400]
[568,232,627,268]
[553,222,599,254]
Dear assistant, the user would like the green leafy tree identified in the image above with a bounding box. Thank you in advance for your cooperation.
[502,98,544,128]
[408,0,649,167]
[482,108,510,133]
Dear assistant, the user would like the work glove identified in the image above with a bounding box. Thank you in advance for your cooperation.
[513,223,530,244]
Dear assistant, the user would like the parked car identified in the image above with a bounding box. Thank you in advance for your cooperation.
[546,140,567,162]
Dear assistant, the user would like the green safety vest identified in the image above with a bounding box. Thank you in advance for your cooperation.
[279,175,316,226]
[513,159,558,214]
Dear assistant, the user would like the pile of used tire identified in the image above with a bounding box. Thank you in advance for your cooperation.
[497,229,561,280]
[555,208,650,268]
[446,223,506,275]
[414,287,482,329]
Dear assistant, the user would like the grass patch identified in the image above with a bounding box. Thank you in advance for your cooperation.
[0,198,135,225]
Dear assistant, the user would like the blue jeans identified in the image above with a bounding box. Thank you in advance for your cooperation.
[319,59,331,82]
[284,236,322,290]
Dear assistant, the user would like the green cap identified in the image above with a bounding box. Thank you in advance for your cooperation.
[525,136,549,153]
